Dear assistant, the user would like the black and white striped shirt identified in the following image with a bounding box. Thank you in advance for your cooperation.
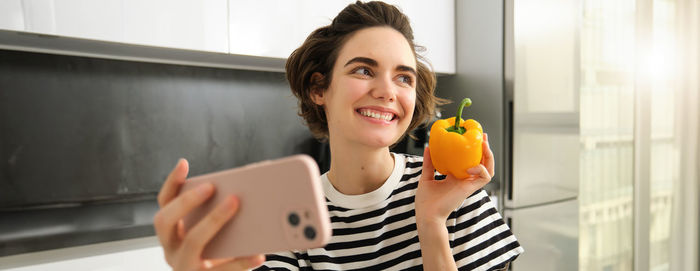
[256,153,523,270]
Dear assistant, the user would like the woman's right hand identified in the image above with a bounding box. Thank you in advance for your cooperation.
[153,159,265,271]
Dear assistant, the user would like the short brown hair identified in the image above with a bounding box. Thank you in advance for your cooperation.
[286,1,446,141]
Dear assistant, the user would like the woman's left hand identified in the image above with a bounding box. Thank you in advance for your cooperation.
[415,133,495,225]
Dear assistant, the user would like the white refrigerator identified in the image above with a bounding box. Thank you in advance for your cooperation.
[502,0,580,270]
[432,0,581,268]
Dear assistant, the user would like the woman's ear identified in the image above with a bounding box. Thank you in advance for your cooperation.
[310,72,326,106]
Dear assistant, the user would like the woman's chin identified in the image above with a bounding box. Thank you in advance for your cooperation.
[359,133,402,148]
[336,126,406,149]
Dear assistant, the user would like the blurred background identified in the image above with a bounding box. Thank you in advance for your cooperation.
[0,0,698,270]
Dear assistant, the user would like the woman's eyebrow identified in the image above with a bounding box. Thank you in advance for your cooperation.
[344,57,378,67]
[396,65,416,76]
[344,56,416,75]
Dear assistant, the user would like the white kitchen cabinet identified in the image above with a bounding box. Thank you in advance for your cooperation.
[383,0,455,74]
[0,0,452,73]
[228,0,348,59]
[122,0,228,53]
[228,0,455,74]
[11,0,125,42]
[0,0,26,32]
[4,0,228,53]
[51,0,124,42]
[13,0,58,34]
[0,237,170,271]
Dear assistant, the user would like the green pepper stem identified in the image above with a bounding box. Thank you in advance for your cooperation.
[453,98,472,130]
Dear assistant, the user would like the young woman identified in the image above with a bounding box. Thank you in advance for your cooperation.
[154,1,523,270]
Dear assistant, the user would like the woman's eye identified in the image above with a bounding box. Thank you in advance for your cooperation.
[353,67,371,76]
[397,75,413,85]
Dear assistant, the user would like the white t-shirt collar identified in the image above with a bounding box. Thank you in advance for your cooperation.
[321,153,406,209]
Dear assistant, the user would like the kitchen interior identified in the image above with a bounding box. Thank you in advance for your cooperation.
[0,0,698,270]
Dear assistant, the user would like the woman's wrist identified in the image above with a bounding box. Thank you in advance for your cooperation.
[416,216,449,249]
[416,216,457,271]
[416,219,449,246]
[415,207,449,229]
[415,215,447,232]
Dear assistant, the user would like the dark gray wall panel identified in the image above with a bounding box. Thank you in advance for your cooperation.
[0,50,317,208]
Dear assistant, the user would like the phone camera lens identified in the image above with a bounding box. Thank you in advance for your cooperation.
[288,212,300,226]
[303,226,316,240]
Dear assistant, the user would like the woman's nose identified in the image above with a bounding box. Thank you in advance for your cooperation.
[370,74,397,102]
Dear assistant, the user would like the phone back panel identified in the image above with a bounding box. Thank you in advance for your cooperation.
[181,155,331,259]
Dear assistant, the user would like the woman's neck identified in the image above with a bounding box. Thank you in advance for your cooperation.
[326,139,395,195]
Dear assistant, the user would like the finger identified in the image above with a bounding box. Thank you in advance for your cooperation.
[182,195,239,257]
[420,147,436,181]
[482,134,495,177]
[154,183,214,250]
[208,255,266,271]
[158,159,189,207]
[203,258,234,268]
[177,220,186,239]
[467,164,491,183]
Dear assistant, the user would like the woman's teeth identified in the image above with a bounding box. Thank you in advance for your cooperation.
[359,109,394,121]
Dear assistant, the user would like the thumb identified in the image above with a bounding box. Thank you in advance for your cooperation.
[175,158,190,180]
[421,147,436,181]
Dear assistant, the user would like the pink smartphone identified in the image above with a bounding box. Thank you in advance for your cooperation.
[180,154,331,259]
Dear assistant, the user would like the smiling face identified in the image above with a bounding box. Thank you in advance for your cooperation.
[311,26,417,148]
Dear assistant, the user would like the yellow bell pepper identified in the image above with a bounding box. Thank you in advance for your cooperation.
[428,98,483,179]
